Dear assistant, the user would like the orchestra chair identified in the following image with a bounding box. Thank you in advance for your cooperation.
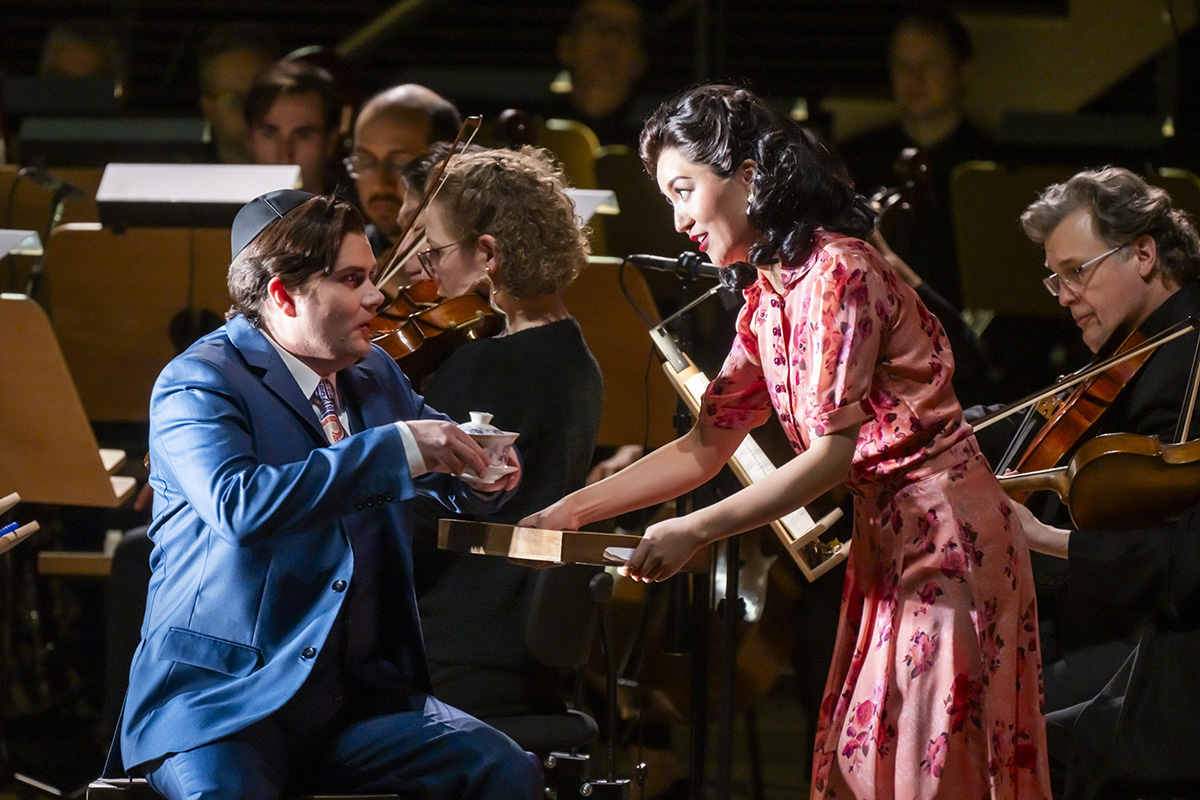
[593,145,679,260]
[91,552,603,798]
[537,118,601,190]
[477,564,605,796]
[0,294,136,508]
[564,257,678,450]
[39,223,230,422]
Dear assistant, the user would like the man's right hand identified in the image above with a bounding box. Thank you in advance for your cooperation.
[406,420,493,479]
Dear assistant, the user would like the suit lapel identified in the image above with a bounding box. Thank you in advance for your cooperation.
[228,316,326,445]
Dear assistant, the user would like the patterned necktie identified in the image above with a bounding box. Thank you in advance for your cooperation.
[315,378,347,444]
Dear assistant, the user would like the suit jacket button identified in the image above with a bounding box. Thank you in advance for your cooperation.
[332,580,347,592]
[355,499,366,510]
[302,647,316,659]
[384,490,395,501]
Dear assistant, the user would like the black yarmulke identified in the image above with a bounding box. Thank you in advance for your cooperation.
[230,189,314,259]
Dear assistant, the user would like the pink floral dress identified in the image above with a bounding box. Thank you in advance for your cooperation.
[700,231,1051,799]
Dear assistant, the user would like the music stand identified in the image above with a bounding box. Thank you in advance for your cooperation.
[0,294,135,507]
[96,163,302,231]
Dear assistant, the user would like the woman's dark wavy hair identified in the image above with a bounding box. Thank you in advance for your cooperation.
[639,84,876,270]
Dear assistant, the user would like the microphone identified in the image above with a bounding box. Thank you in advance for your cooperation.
[625,252,721,281]
[18,166,84,200]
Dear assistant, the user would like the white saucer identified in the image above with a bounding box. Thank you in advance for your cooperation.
[460,464,518,484]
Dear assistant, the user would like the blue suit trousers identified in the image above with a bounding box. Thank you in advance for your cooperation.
[144,692,542,800]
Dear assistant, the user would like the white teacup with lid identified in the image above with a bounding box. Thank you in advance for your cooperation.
[457,412,519,482]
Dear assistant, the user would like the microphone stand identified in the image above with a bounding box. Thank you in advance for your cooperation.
[25,187,70,300]
[652,266,717,800]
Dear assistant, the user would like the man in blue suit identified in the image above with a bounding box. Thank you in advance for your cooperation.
[116,189,541,799]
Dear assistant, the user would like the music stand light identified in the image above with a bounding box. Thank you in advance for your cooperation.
[0,230,42,258]
[96,164,302,231]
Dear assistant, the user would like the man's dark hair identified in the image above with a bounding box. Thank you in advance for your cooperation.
[243,59,342,133]
[227,196,366,326]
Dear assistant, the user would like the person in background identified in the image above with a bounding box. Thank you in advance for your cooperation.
[411,145,604,737]
[196,22,283,165]
[39,18,127,95]
[347,84,462,255]
[1008,499,1200,800]
[549,0,648,147]
[837,2,991,308]
[523,84,1050,799]
[244,59,344,194]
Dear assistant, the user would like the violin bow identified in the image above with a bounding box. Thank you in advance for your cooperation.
[1176,319,1200,443]
[374,114,482,290]
[974,316,1200,433]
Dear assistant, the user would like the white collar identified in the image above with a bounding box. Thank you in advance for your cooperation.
[262,331,334,401]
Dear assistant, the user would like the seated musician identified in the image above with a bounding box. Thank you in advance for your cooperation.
[984,166,1200,713]
[409,146,604,724]
[112,189,540,800]
[1009,499,1200,800]
[244,59,345,195]
[346,84,462,255]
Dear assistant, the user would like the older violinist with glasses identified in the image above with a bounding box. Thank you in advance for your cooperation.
[994,167,1200,798]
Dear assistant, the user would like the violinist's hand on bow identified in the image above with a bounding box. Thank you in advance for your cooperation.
[620,515,704,583]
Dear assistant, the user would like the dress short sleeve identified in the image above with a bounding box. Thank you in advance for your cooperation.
[795,242,890,437]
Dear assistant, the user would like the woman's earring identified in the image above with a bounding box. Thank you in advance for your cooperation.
[746,193,755,215]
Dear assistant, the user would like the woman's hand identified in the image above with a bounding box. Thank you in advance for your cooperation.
[619,514,705,583]
[519,497,580,532]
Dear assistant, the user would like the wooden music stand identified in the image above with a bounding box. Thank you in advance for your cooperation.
[0,294,136,507]
[41,223,230,421]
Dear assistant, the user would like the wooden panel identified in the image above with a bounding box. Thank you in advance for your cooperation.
[0,295,136,507]
[41,224,229,421]
[564,258,678,450]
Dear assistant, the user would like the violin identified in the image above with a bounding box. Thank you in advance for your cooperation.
[978,318,1200,501]
[365,116,502,381]
[998,432,1200,530]
[1003,325,1153,500]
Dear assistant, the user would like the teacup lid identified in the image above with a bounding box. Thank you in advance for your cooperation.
[458,411,504,436]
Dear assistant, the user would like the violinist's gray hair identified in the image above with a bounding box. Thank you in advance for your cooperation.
[1021,166,1200,285]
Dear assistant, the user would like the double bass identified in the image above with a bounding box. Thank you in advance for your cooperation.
[366,115,502,381]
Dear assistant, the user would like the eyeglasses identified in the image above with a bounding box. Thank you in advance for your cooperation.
[416,241,462,279]
[1042,244,1126,297]
[343,153,408,181]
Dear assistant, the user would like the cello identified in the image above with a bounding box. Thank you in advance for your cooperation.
[366,115,502,382]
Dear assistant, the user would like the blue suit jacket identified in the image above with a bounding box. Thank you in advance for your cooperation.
[119,316,502,770]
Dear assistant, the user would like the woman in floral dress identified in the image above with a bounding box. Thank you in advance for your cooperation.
[522,84,1049,799]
